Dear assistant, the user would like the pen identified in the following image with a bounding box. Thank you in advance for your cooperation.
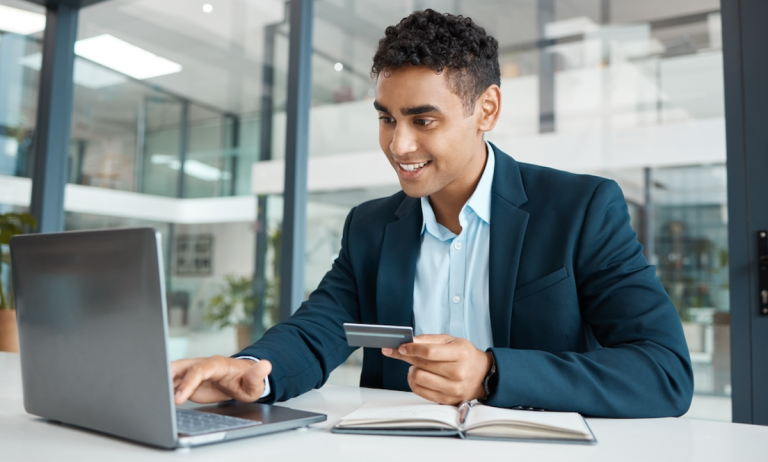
[458,400,471,425]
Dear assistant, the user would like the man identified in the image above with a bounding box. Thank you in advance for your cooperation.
[173,10,693,418]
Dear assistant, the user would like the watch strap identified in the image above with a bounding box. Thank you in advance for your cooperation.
[482,351,497,400]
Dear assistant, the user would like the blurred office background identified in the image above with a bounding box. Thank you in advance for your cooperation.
[0,0,729,419]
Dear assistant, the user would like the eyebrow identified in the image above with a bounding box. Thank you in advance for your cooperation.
[373,101,390,114]
[373,101,442,116]
[401,104,441,116]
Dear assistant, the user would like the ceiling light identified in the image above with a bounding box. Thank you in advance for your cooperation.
[0,5,46,35]
[75,34,182,80]
[151,155,176,165]
[202,4,213,13]
[20,53,128,89]
[151,155,231,182]
[4,139,18,158]
[183,160,231,181]
[334,62,344,72]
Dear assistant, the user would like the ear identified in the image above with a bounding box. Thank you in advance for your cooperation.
[476,84,501,133]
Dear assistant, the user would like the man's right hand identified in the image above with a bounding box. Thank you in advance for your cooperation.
[171,356,272,405]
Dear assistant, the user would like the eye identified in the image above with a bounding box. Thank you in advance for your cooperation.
[379,116,395,124]
[414,119,433,126]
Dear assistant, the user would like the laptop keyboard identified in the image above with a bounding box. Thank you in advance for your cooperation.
[176,408,262,436]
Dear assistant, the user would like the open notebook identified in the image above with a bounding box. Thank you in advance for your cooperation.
[332,399,596,444]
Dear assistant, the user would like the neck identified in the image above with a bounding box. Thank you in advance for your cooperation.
[429,140,488,235]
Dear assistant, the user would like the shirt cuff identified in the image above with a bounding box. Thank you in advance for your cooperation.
[236,356,271,399]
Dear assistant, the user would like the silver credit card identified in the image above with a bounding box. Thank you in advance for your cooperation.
[343,323,414,349]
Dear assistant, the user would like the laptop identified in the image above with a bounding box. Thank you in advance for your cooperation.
[9,227,326,449]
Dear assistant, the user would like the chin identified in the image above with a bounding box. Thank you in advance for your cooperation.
[399,182,431,198]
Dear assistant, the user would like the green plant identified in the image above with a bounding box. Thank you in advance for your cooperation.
[718,248,729,268]
[203,228,281,331]
[204,274,258,329]
[0,213,37,310]
[204,274,280,330]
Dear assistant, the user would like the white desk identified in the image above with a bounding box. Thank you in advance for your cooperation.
[1,352,766,462]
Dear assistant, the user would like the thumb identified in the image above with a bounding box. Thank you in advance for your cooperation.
[238,360,272,400]
[413,334,454,344]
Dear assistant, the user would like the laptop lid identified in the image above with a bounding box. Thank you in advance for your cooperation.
[11,227,178,448]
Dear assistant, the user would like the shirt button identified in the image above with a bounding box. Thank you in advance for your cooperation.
[453,241,462,250]
[452,295,461,304]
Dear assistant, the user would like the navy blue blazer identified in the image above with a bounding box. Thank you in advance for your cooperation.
[240,143,694,418]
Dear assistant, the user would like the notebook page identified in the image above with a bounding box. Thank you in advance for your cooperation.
[464,405,592,439]
[336,401,460,430]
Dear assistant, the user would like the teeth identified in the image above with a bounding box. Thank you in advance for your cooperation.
[399,161,428,172]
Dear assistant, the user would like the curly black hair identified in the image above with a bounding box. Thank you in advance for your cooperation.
[371,9,500,116]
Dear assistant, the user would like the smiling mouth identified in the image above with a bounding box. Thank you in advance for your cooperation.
[398,161,430,172]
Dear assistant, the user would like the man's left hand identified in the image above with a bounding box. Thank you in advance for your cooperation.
[382,334,492,405]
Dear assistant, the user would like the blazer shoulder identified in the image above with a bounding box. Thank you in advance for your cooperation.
[347,190,415,230]
[515,161,621,208]
[517,161,607,191]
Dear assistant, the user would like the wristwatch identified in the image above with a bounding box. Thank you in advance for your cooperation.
[482,351,497,400]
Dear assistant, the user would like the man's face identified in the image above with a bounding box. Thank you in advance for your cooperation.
[374,66,487,198]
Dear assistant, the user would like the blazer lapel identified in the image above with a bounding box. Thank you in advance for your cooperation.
[489,144,530,348]
[376,194,422,390]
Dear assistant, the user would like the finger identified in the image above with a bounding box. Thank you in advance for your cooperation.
[174,361,221,405]
[382,347,422,366]
[413,334,454,344]
[384,347,453,374]
[187,382,233,404]
[170,357,203,379]
[408,367,461,405]
[410,366,459,397]
[384,345,455,377]
[398,341,463,361]
[383,335,454,358]
[384,346,459,379]
[174,374,204,405]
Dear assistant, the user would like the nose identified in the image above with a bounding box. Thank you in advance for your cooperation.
[389,123,418,158]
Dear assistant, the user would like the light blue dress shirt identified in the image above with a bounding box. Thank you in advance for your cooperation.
[413,141,494,351]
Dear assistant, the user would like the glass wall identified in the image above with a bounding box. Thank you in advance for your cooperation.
[1,0,290,359]
[286,0,729,410]
[63,0,291,358]
[0,0,289,360]
[0,1,43,316]
[0,0,730,418]
[71,0,283,199]
[651,164,729,399]
[0,0,43,179]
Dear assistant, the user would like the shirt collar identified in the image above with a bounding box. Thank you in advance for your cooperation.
[466,140,494,224]
[420,140,495,239]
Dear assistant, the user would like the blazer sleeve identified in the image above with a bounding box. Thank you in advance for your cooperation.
[484,180,694,417]
[236,207,361,403]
